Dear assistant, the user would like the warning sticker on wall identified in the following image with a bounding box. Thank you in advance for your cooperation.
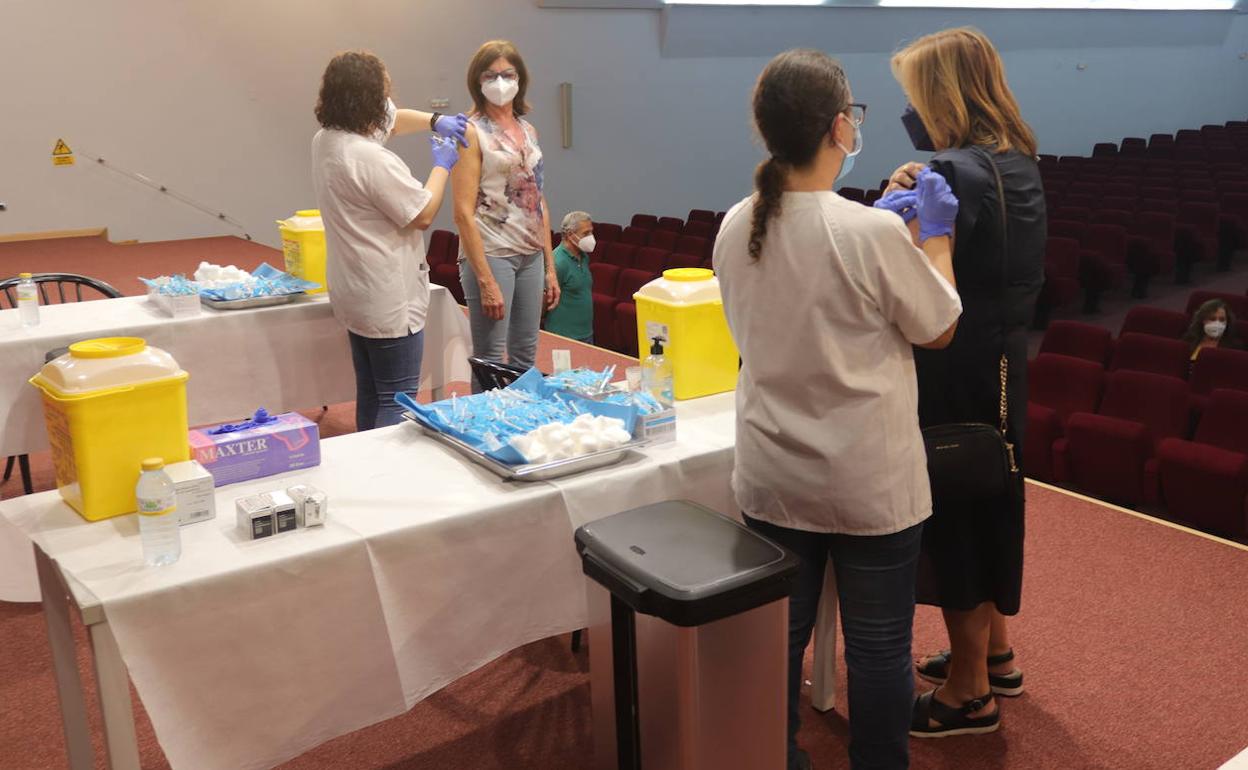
[52,139,74,166]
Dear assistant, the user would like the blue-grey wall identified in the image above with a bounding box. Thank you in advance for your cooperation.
[2,1,1246,245]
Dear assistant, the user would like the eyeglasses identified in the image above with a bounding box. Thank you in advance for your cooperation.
[845,103,868,127]
[480,69,519,85]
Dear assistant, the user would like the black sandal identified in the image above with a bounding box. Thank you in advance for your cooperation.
[915,648,1024,697]
[910,689,1000,738]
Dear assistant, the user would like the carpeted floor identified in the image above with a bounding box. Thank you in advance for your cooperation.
[2,483,1247,769]
[4,235,1248,768]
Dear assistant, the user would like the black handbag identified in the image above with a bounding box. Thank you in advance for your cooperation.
[921,149,1021,503]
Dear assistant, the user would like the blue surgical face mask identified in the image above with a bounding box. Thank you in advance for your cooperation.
[834,117,863,183]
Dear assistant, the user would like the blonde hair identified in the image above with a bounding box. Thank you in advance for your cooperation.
[892,27,1037,157]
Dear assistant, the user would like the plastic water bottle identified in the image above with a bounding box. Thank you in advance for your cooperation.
[641,337,674,407]
[136,458,181,566]
[16,272,40,327]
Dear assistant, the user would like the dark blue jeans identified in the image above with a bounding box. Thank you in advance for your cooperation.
[745,515,923,770]
[348,330,424,431]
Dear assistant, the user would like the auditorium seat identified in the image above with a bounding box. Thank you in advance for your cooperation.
[676,235,711,259]
[656,216,685,234]
[687,209,716,224]
[1175,201,1220,280]
[1109,333,1190,380]
[683,221,714,240]
[615,302,639,357]
[633,247,668,275]
[1056,370,1191,505]
[594,222,623,244]
[1025,353,1106,482]
[648,229,679,251]
[630,214,658,230]
[616,269,655,302]
[1190,347,1248,416]
[665,253,703,271]
[590,263,621,297]
[620,227,649,247]
[602,242,637,269]
[1158,388,1248,537]
[1126,211,1177,294]
[1185,290,1248,319]
[1039,321,1114,367]
[593,294,618,352]
[1119,306,1188,339]
[431,263,464,305]
[426,229,457,266]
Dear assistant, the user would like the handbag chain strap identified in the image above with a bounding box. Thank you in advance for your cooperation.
[980,147,1020,473]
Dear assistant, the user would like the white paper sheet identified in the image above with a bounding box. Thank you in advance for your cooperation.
[0,395,739,770]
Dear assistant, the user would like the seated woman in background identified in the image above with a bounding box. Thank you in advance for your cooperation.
[1184,299,1243,366]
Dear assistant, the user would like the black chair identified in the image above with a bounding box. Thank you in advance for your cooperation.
[0,272,123,495]
[466,356,530,390]
[466,356,584,652]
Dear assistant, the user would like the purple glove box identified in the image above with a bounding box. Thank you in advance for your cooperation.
[189,412,321,487]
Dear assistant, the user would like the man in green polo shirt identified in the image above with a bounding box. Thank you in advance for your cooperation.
[544,210,596,344]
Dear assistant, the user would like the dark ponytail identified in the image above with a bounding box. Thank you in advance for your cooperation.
[749,159,785,260]
[748,50,851,261]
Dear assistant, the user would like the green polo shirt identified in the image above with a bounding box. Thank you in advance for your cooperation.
[545,242,593,341]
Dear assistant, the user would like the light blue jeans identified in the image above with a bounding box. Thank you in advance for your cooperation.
[460,252,545,390]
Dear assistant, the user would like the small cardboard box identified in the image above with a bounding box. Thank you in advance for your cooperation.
[189,412,320,487]
[163,460,216,526]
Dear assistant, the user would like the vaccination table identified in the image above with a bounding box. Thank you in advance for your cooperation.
[0,394,743,770]
[0,286,471,603]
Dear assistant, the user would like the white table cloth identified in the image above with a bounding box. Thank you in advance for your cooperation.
[0,286,471,603]
[0,286,469,457]
[0,394,740,770]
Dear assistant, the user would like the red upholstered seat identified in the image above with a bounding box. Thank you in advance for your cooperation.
[1158,389,1248,536]
[1056,371,1190,505]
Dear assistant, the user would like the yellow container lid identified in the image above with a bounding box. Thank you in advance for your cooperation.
[31,337,186,397]
[662,268,713,282]
[277,209,324,231]
[635,268,723,304]
[69,337,146,359]
[19,272,33,279]
[141,458,165,471]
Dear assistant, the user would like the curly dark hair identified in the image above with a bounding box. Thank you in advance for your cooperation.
[315,51,388,135]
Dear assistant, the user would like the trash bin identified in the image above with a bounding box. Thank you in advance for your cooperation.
[575,500,799,770]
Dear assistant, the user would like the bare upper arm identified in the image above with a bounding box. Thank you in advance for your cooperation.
[452,123,482,223]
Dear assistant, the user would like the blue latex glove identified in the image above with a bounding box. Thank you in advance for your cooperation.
[915,168,959,241]
[873,190,919,223]
[430,136,459,171]
[434,112,470,148]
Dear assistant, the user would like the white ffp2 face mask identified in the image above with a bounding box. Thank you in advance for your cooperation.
[1205,320,1227,339]
[373,98,396,144]
[482,78,519,107]
[576,234,597,254]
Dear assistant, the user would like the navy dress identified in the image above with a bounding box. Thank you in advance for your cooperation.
[913,146,1046,615]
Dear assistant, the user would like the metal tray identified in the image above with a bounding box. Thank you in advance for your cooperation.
[200,292,304,310]
[400,411,642,481]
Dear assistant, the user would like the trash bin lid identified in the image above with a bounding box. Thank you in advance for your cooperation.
[575,500,799,627]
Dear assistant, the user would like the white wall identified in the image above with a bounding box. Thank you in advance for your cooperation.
[2,1,1247,248]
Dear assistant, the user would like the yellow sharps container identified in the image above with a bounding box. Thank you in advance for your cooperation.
[29,338,190,521]
[277,209,327,294]
[634,268,739,400]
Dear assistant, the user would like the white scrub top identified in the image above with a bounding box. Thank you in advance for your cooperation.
[311,128,433,339]
[713,191,962,535]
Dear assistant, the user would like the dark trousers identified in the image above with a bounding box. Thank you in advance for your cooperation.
[745,515,923,770]
[348,330,424,431]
